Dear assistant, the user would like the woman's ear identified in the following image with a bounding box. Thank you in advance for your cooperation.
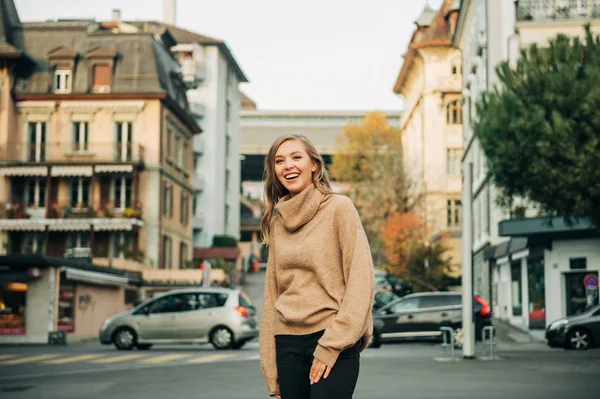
[311,161,317,173]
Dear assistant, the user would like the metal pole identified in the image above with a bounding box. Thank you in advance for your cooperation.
[462,162,475,358]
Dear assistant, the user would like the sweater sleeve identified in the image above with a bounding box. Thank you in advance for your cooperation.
[313,197,375,368]
[259,240,280,396]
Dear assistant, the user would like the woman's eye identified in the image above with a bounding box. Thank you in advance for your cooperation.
[275,160,283,164]
[293,156,301,160]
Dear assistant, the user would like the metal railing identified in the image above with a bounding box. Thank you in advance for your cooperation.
[0,142,145,163]
[516,0,600,21]
[0,201,142,220]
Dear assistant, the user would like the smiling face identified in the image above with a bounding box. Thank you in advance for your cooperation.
[274,139,317,198]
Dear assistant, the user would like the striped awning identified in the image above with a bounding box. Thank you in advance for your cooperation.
[0,218,144,232]
[94,165,134,173]
[51,166,93,177]
[0,166,48,176]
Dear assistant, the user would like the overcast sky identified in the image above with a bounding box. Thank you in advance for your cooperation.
[15,0,444,111]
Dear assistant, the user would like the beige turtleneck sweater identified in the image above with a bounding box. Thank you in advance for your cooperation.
[259,184,375,396]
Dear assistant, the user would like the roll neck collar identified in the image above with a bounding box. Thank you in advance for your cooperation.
[275,184,325,232]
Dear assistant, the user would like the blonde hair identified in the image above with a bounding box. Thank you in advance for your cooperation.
[261,134,334,245]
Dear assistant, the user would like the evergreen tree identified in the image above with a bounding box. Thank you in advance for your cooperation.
[474,26,600,226]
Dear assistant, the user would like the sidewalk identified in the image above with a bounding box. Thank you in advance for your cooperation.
[493,318,546,345]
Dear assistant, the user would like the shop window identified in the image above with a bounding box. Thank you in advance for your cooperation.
[112,232,133,259]
[67,232,90,249]
[0,283,27,335]
[527,258,546,329]
[57,285,75,332]
[511,260,523,316]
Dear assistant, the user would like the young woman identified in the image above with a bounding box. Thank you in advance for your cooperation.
[259,134,375,399]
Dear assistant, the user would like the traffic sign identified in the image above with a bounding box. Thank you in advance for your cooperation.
[583,274,598,290]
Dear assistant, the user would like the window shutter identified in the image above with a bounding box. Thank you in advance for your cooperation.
[93,64,111,86]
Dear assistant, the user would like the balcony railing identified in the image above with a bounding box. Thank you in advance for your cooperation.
[0,142,145,163]
[0,201,142,220]
[516,0,600,21]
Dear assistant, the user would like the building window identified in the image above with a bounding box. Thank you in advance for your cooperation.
[175,134,182,165]
[447,199,462,228]
[226,100,231,121]
[182,139,189,169]
[112,232,133,258]
[163,180,173,218]
[112,176,133,209]
[54,68,72,93]
[511,260,523,316]
[92,64,111,92]
[25,178,47,209]
[181,192,189,225]
[115,122,133,162]
[180,242,188,269]
[22,232,44,254]
[70,177,90,208]
[224,203,230,229]
[447,100,462,124]
[225,135,231,158]
[67,232,90,249]
[451,64,459,75]
[28,122,46,162]
[72,122,89,152]
[167,128,173,159]
[161,235,172,269]
[446,148,462,175]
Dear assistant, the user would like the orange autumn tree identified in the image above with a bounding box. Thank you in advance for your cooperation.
[381,212,453,291]
[330,111,417,263]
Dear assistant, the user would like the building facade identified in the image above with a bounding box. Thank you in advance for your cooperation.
[392,0,463,277]
[454,0,600,332]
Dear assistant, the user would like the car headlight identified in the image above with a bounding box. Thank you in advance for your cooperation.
[549,319,568,330]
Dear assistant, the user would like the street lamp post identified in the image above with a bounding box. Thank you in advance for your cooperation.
[462,162,475,358]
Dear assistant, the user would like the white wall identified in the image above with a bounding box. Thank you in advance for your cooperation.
[190,45,242,247]
[545,239,600,325]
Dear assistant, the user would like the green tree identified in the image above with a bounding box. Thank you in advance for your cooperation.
[330,112,417,263]
[474,27,600,225]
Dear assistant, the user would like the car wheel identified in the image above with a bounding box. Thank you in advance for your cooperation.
[136,344,153,350]
[453,326,464,349]
[113,327,136,350]
[210,326,234,350]
[231,340,246,350]
[566,328,592,350]
[369,330,382,348]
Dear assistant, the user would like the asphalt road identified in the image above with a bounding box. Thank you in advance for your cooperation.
[0,340,598,399]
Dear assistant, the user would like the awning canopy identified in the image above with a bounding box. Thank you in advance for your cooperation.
[0,166,47,176]
[94,165,134,173]
[51,165,93,177]
[0,218,144,232]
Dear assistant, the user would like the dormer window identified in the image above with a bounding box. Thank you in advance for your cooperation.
[48,46,77,94]
[54,67,72,93]
[86,46,117,94]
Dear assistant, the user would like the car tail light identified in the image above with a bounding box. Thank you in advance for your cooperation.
[236,306,248,318]
[475,296,491,316]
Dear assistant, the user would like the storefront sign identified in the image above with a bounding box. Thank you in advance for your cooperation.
[584,274,598,290]
[0,327,25,335]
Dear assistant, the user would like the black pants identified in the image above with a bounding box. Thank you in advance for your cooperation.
[275,330,360,399]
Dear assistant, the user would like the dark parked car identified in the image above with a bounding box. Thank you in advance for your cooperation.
[373,289,401,311]
[370,292,492,348]
[546,305,600,350]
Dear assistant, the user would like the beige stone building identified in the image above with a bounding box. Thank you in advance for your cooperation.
[392,0,463,276]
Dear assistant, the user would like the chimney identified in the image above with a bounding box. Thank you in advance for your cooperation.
[112,9,121,22]
[164,0,177,26]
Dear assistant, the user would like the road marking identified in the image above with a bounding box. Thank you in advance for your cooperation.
[0,354,59,365]
[187,354,234,364]
[0,355,16,360]
[92,354,145,364]
[139,354,191,364]
[43,354,104,364]
[246,355,260,361]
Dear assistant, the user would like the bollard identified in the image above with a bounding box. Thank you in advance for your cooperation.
[482,326,496,358]
[440,326,455,358]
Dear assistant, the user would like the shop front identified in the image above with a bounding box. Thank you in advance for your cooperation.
[0,254,132,344]
[494,217,600,331]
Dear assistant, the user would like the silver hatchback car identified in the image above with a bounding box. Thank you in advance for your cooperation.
[99,288,259,350]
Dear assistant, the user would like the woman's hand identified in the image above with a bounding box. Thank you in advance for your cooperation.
[273,395,281,399]
[309,357,331,385]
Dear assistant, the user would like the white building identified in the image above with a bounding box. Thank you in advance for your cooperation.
[167,27,248,248]
[454,0,600,333]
